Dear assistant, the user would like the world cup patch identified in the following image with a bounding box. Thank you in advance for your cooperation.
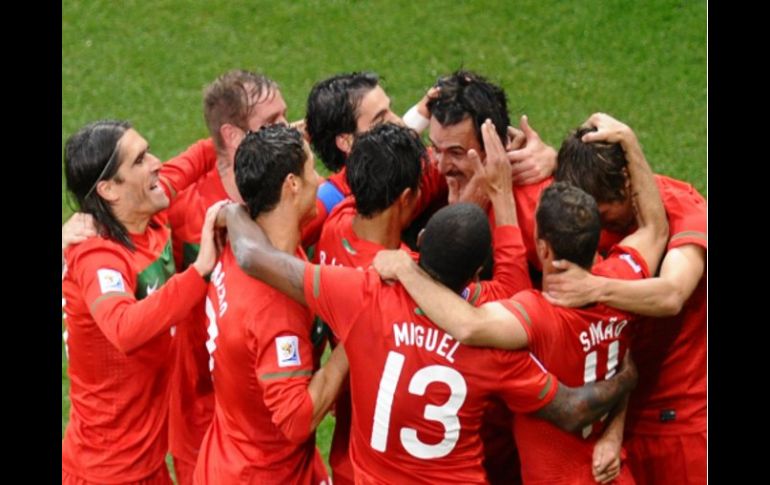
[97,268,126,294]
[275,335,301,367]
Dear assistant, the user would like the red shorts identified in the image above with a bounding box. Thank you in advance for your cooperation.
[625,431,706,485]
[62,464,172,485]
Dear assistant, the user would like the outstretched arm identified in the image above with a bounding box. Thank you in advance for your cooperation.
[222,203,308,305]
[373,250,529,349]
[535,351,636,433]
[545,244,704,316]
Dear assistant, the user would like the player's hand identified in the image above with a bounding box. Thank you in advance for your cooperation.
[194,200,230,278]
[580,113,637,151]
[62,212,97,250]
[507,115,557,186]
[592,435,623,483]
[543,260,602,307]
[473,119,513,198]
[373,249,416,283]
[416,85,441,119]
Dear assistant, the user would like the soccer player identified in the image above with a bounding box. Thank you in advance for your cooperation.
[542,113,707,485]
[61,120,222,484]
[60,71,292,485]
[315,120,531,484]
[213,198,640,484]
[302,71,448,247]
[426,70,557,272]
[372,113,669,484]
[193,125,346,485]
[164,70,290,485]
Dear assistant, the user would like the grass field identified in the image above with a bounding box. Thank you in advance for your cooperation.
[62,0,706,478]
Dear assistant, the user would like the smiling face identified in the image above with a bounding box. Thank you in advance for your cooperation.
[108,128,168,222]
[429,116,484,204]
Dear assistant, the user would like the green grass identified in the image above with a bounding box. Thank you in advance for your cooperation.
[62,0,706,477]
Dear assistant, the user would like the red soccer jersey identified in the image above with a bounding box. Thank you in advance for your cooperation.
[61,212,208,483]
[193,245,328,485]
[303,264,558,484]
[164,138,225,468]
[618,175,707,435]
[500,246,649,484]
[61,144,214,483]
[315,195,533,484]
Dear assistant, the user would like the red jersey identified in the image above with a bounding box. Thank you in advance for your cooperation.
[164,138,224,467]
[303,264,558,484]
[617,175,707,435]
[301,148,448,248]
[193,246,328,485]
[61,142,214,483]
[501,246,649,484]
[62,212,208,483]
[318,196,531,305]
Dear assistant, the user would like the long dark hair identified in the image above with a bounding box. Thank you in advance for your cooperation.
[64,120,135,249]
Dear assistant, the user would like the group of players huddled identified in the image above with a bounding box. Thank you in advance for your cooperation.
[61,69,706,485]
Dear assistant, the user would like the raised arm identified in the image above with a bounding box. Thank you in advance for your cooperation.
[582,113,669,273]
[465,119,532,300]
[535,351,636,433]
[83,201,223,354]
[222,203,308,304]
[373,250,529,349]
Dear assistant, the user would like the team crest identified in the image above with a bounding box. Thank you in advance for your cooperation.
[97,269,126,294]
[275,335,301,367]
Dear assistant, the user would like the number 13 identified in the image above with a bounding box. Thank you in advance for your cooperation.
[370,351,467,459]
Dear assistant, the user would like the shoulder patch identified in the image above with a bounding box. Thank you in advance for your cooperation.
[97,268,126,294]
[275,335,301,367]
[618,253,643,274]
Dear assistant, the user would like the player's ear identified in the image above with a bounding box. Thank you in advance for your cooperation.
[335,133,354,155]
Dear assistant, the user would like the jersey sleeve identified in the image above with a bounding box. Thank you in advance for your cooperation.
[593,245,651,280]
[661,179,707,251]
[252,298,316,444]
[72,244,208,354]
[466,225,532,305]
[159,138,217,200]
[498,290,554,355]
[493,349,559,413]
[303,264,372,343]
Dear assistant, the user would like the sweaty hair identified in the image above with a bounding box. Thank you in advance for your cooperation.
[554,126,628,203]
[235,124,307,218]
[64,119,135,249]
[427,69,510,147]
[418,203,492,293]
[203,69,279,153]
[346,123,426,217]
[536,182,601,269]
[305,72,380,173]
